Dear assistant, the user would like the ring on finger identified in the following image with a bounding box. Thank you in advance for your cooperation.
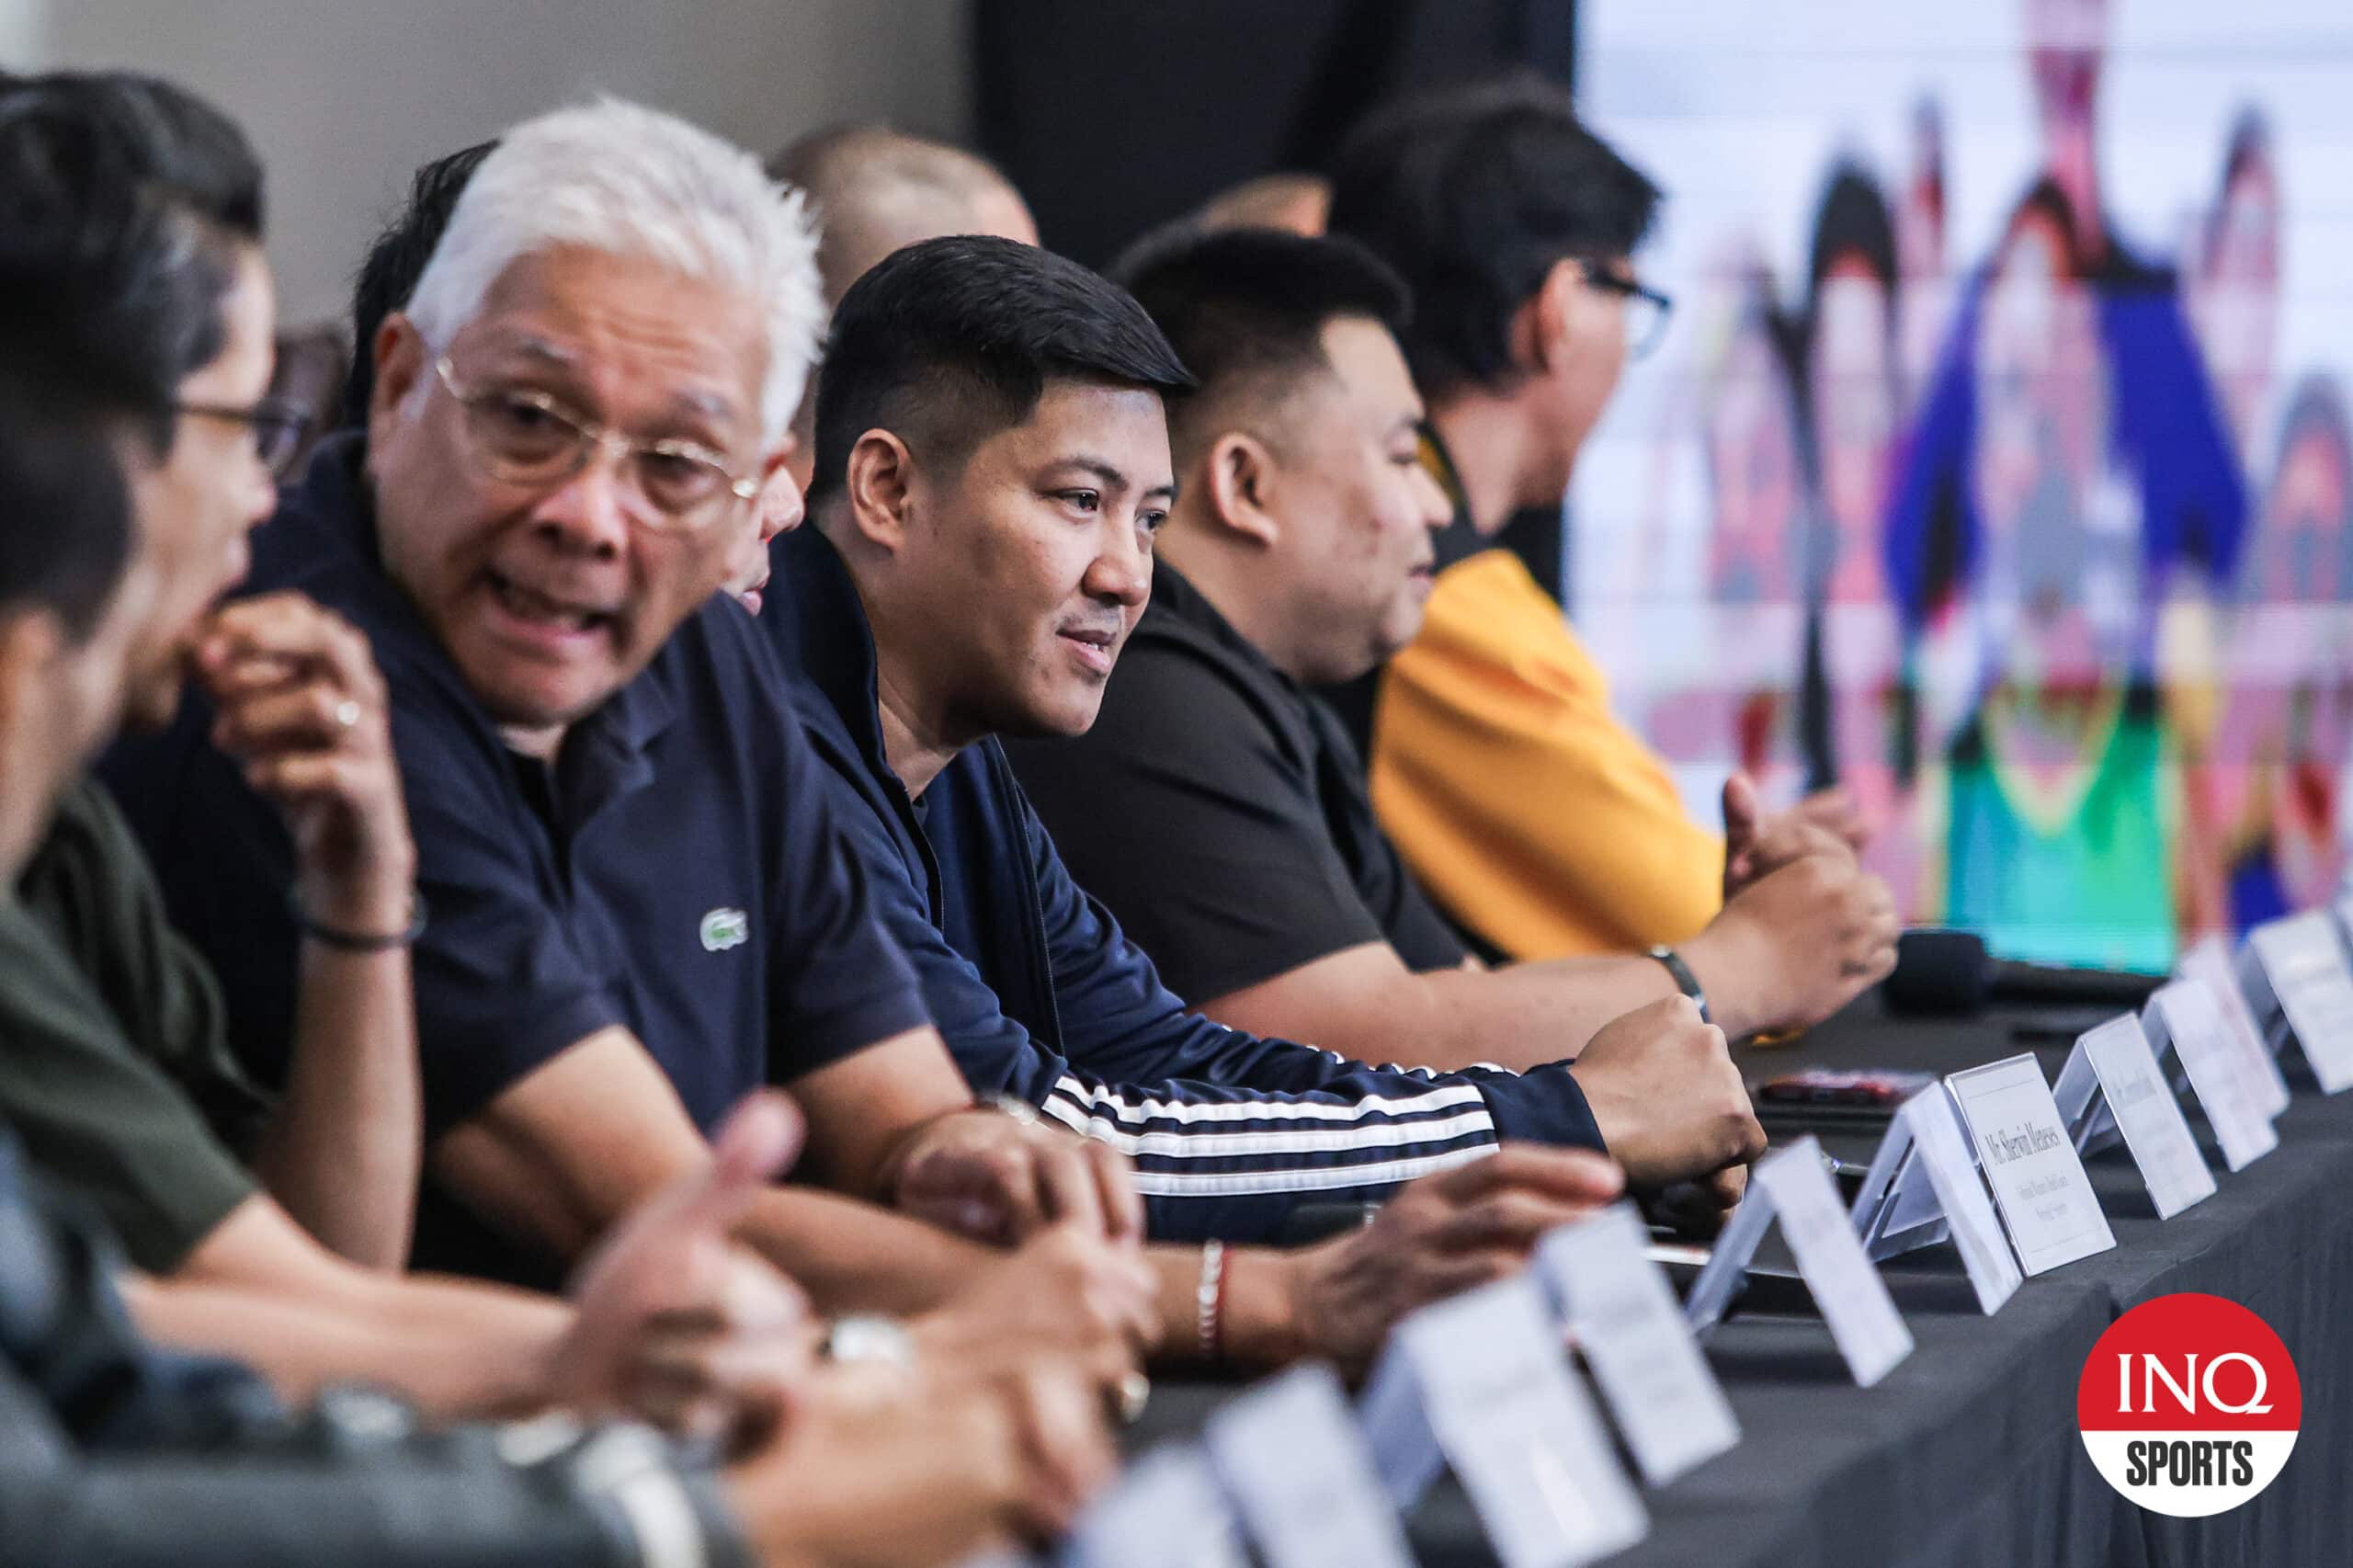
[1114,1370,1151,1424]
[333,698,362,730]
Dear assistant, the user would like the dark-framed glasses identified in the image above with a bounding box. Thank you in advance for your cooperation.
[174,397,313,478]
[1579,261,1675,359]
[433,357,759,528]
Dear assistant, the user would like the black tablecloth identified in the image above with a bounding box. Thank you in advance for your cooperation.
[1128,992,2353,1568]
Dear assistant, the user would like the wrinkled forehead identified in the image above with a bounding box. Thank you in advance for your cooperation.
[454,247,767,433]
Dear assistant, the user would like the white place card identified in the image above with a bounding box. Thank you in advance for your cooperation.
[1894,1087,2024,1314]
[1204,1365,1415,1568]
[1362,1277,1646,1568]
[2146,981,2279,1172]
[2178,937,2291,1117]
[1063,1445,1248,1568]
[2250,911,2353,1094]
[1750,1137,1915,1387]
[1943,1054,2117,1276]
[2076,1013,2217,1220]
[1536,1202,1741,1484]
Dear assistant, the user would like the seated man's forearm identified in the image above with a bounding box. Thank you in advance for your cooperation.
[123,1268,566,1422]
[745,1185,1001,1317]
[1199,940,1679,1075]
[252,940,423,1271]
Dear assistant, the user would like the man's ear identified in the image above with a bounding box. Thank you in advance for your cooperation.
[369,312,428,452]
[1521,259,1582,380]
[840,427,918,554]
[1201,430,1282,549]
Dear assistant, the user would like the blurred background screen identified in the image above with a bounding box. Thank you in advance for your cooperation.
[1570,0,2353,971]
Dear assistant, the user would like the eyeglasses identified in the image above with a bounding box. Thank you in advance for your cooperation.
[174,397,313,478]
[1579,261,1675,359]
[433,358,759,529]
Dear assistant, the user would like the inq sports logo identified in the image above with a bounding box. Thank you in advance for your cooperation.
[2077,1293,2299,1518]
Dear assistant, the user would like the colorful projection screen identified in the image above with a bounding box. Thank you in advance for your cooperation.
[1573,0,2353,970]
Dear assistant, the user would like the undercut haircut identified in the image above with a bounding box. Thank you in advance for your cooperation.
[1325,74,1660,399]
[342,139,498,427]
[1113,226,1411,466]
[810,233,1193,508]
[0,373,137,643]
[0,70,264,456]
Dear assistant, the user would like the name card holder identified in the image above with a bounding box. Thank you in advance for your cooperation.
[2145,981,2279,1172]
[1358,1277,1647,1568]
[1685,1138,1914,1386]
[1847,1109,1952,1263]
[1535,1201,1741,1484]
[1943,1054,2117,1276]
[1204,1364,1415,1568]
[1893,1086,2024,1313]
[2178,936,2291,1117]
[1060,1445,1249,1568]
[2075,1013,2217,1219]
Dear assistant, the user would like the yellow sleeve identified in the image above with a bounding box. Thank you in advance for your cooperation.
[1368,551,1726,960]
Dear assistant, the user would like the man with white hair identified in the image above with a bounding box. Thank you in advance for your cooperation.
[119,99,1155,1341]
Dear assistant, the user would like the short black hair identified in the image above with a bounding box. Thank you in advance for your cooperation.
[0,371,137,643]
[0,71,263,455]
[341,139,498,428]
[811,233,1193,507]
[97,69,265,240]
[1114,226,1411,462]
[1325,74,1660,399]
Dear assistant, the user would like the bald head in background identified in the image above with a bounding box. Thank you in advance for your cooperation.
[1190,172,1329,237]
[767,123,1039,490]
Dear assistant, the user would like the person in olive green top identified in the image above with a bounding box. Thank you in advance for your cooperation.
[6,778,273,1269]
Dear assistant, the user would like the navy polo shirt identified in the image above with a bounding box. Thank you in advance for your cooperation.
[104,435,930,1282]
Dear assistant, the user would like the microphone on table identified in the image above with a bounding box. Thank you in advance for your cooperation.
[1881,928,2163,1017]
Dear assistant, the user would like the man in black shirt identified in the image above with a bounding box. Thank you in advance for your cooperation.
[1006,230,1899,1197]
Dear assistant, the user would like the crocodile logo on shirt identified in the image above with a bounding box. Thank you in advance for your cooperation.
[699,907,750,952]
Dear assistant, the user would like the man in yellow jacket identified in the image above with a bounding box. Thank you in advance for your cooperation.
[1324,76,1864,962]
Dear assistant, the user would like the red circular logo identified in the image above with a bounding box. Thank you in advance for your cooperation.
[2077,1293,2300,1517]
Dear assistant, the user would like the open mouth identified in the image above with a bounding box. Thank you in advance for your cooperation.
[1059,625,1117,675]
[486,568,615,643]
